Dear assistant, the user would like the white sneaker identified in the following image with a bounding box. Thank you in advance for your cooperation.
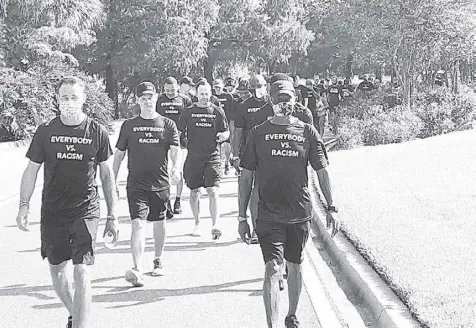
[192,223,201,236]
[152,258,165,276]
[125,268,144,287]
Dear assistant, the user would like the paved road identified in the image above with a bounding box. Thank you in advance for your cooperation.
[0,144,322,327]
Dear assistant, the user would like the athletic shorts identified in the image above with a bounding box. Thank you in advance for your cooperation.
[40,216,99,266]
[183,153,221,190]
[255,220,310,265]
[127,188,170,222]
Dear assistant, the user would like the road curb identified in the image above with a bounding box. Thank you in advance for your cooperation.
[308,169,421,328]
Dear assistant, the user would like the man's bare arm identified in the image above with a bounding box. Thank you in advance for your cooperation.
[238,169,254,218]
[19,161,42,205]
[232,127,243,157]
[316,166,334,207]
[169,145,181,169]
[99,160,116,217]
[112,149,126,183]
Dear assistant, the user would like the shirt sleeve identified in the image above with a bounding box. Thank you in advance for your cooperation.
[240,127,258,171]
[216,107,228,133]
[183,96,193,108]
[234,103,246,129]
[306,124,329,171]
[97,124,113,162]
[115,121,129,151]
[177,109,189,133]
[25,124,46,164]
[167,120,180,147]
[303,107,314,125]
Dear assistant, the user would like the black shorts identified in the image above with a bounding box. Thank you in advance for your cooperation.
[183,153,221,190]
[40,217,99,266]
[255,220,310,264]
[127,188,170,222]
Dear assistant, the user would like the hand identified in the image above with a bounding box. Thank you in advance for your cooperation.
[103,216,119,239]
[170,168,181,185]
[231,157,241,171]
[115,186,120,198]
[238,221,251,244]
[16,205,30,231]
[326,211,340,238]
[216,132,228,143]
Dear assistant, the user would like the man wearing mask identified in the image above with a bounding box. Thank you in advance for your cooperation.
[114,81,181,286]
[238,79,340,328]
[326,76,344,129]
[177,81,229,238]
[156,77,192,216]
[224,77,238,98]
[179,76,196,101]
[231,74,269,244]
[16,76,117,328]
[213,79,235,175]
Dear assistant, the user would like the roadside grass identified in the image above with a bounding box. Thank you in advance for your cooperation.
[326,129,476,328]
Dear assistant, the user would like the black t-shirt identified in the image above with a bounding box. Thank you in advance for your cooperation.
[305,87,317,111]
[177,104,228,156]
[156,94,192,126]
[327,84,342,106]
[212,91,234,121]
[240,120,328,224]
[26,117,113,221]
[315,84,327,96]
[116,116,179,191]
[234,96,267,140]
[296,85,308,105]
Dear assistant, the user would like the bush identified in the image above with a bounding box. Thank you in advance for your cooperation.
[0,63,114,139]
[335,117,365,150]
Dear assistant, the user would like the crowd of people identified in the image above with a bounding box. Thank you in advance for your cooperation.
[15,72,342,328]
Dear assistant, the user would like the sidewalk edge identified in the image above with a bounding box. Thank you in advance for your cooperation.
[308,169,421,328]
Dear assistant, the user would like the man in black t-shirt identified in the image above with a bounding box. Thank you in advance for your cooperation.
[293,75,308,107]
[177,81,229,239]
[326,76,344,129]
[357,76,375,93]
[179,76,196,101]
[114,81,181,286]
[16,76,117,328]
[239,79,341,328]
[213,78,235,175]
[156,77,192,216]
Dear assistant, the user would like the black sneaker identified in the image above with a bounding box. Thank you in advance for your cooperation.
[66,316,72,328]
[173,198,182,214]
[285,314,300,328]
[166,200,174,219]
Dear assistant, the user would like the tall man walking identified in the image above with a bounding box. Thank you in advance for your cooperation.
[16,76,118,328]
[113,81,181,286]
[178,81,229,238]
[238,79,340,328]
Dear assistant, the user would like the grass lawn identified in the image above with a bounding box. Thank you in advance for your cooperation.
[327,128,476,328]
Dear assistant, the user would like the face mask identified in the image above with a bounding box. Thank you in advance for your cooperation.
[272,102,294,117]
[59,102,82,118]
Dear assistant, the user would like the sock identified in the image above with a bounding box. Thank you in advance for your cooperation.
[175,197,180,201]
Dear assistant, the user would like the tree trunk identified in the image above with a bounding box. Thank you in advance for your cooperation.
[345,53,353,79]
[105,62,119,119]
[375,65,382,81]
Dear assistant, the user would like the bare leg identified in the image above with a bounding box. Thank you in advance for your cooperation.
[153,220,166,259]
[176,174,184,198]
[286,262,303,316]
[250,182,259,230]
[206,186,219,226]
[263,260,282,328]
[49,261,74,315]
[131,219,147,272]
[72,264,91,328]
[190,188,200,224]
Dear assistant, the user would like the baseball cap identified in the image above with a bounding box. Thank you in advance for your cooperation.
[165,76,178,85]
[236,79,250,91]
[249,74,267,89]
[224,77,235,87]
[137,81,156,97]
[269,73,293,84]
[179,76,195,86]
[213,79,224,87]
[270,80,294,103]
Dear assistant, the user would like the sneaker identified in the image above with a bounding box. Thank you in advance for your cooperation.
[249,230,259,244]
[152,258,165,276]
[285,314,300,328]
[66,316,72,328]
[224,165,230,175]
[166,200,174,219]
[125,268,144,287]
[173,198,182,214]
[211,225,222,240]
[192,223,201,236]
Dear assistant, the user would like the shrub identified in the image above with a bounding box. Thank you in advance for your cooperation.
[0,63,114,139]
[334,117,365,150]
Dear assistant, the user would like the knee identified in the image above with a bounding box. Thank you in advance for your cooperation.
[153,220,165,229]
[265,260,282,280]
[73,264,89,283]
[190,189,200,198]
[131,219,146,230]
[49,262,67,278]
[206,187,218,198]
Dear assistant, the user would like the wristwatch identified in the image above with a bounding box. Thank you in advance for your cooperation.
[232,156,240,162]
[238,216,248,222]
[327,205,338,213]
